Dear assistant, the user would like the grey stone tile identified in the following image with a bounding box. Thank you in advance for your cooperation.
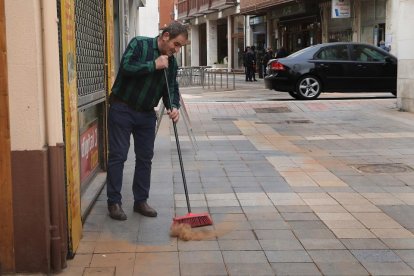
[300,238,346,250]
[378,205,414,229]
[222,250,268,263]
[134,252,179,276]
[395,250,414,262]
[351,250,402,263]
[316,262,369,275]
[289,221,329,230]
[259,239,304,251]
[265,250,312,263]
[179,251,224,264]
[307,250,359,263]
[293,228,337,239]
[218,230,256,240]
[249,219,291,230]
[281,212,320,221]
[83,267,116,276]
[178,240,220,251]
[218,240,261,251]
[226,263,275,276]
[209,206,244,214]
[341,238,388,250]
[276,205,314,213]
[270,262,322,276]
[180,263,228,276]
[361,262,414,276]
[255,229,296,240]
[382,238,414,249]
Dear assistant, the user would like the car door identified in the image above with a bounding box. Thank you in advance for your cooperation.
[311,45,352,91]
[349,44,397,91]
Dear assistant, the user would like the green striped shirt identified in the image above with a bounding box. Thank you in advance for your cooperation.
[111,36,180,111]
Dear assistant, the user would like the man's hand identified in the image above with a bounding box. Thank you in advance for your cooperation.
[167,108,179,123]
[155,55,169,70]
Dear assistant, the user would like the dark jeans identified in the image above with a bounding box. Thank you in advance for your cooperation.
[106,102,156,205]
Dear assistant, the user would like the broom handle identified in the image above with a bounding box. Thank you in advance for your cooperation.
[164,69,192,213]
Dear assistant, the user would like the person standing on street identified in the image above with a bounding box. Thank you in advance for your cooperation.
[106,21,188,221]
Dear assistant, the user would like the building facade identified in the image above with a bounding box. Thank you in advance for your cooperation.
[0,0,157,273]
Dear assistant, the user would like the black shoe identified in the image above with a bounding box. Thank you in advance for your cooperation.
[108,203,127,221]
[254,79,257,81]
[134,201,157,217]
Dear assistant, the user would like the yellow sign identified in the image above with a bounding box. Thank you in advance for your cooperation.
[60,0,82,255]
[106,0,115,90]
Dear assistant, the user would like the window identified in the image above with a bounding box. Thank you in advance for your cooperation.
[316,45,349,60]
[351,45,388,62]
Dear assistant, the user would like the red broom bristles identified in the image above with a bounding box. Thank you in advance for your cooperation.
[173,212,213,228]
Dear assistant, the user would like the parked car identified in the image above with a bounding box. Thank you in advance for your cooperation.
[264,42,397,100]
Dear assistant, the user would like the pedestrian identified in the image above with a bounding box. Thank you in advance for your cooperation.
[276,46,288,58]
[250,46,258,81]
[106,21,188,221]
[262,47,274,77]
[379,40,390,52]
[243,46,250,81]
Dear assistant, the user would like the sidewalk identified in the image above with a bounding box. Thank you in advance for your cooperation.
[61,91,414,275]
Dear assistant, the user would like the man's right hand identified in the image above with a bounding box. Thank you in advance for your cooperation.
[155,55,169,70]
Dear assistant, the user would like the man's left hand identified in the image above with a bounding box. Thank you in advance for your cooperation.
[167,108,179,123]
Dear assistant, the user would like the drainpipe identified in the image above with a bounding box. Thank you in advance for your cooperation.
[40,0,67,273]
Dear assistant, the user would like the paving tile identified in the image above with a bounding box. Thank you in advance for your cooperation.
[222,250,268,263]
[83,267,116,276]
[180,263,228,276]
[218,240,261,251]
[226,263,275,275]
[300,238,346,250]
[218,230,256,240]
[293,228,337,239]
[89,253,135,270]
[340,238,388,250]
[351,250,402,262]
[178,240,220,251]
[270,262,322,276]
[395,250,414,262]
[281,212,320,221]
[179,251,224,264]
[259,239,304,250]
[66,253,93,268]
[353,212,403,229]
[342,204,381,213]
[134,252,179,276]
[255,229,296,240]
[275,205,314,213]
[323,219,366,229]
[371,228,414,238]
[315,261,369,275]
[316,212,355,221]
[309,204,348,213]
[288,220,328,230]
[331,228,376,239]
[381,238,414,249]
[361,262,414,276]
[307,250,359,263]
[265,250,312,262]
[249,219,291,230]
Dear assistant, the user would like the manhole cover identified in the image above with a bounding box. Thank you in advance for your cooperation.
[254,107,292,113]
[352,163,413,173]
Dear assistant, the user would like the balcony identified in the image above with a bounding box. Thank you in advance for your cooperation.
[176,0,237,20]
[210,0,237,10]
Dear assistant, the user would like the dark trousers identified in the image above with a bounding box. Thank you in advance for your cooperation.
[106,102,156,205]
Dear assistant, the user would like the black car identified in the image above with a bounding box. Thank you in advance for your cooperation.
[264,42,397,100]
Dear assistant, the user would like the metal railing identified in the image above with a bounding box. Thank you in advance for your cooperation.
[177,66,236,90]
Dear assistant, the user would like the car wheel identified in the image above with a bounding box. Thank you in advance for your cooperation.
[296,75,322,100]
[288,91,301,99]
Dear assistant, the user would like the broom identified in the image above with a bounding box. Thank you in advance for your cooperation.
[164,69,213,228]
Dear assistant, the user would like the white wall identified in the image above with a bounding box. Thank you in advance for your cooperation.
[5,0,46,151]
[137,0,159,37]
[397,0,414,111]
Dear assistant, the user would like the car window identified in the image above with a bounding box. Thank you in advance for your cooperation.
[316,45,349,61]
[351,45,388,62]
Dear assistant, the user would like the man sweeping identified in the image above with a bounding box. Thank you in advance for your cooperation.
[106,21,187,221]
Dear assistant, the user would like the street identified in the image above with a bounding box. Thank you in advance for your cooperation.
[61,79,414,276]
